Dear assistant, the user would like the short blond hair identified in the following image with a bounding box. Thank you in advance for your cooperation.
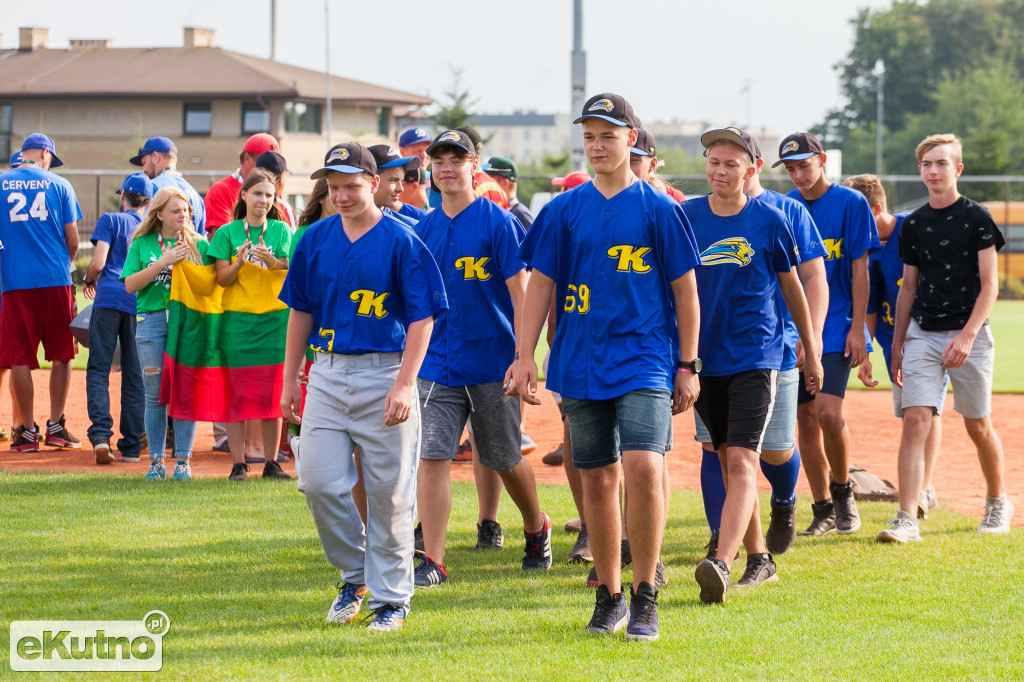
[915,133,963,165]
[843,173,887,210]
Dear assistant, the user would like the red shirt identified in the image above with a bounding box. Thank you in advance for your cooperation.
[474,171,508,209]
[204,172,242,230]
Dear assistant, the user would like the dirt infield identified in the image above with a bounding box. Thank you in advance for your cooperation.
[3,369,1021,526]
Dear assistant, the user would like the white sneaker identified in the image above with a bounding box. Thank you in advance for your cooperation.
[876,510,921,543]
[291,436,301,478]
[978,496,1014,534]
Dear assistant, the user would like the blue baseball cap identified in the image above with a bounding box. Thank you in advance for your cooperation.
[8,151,23,169]
[21,133,64,168]
[116,172,155,198]
[367,144,421,170]
[399,128,431,147]
[310,142,378,179]
[129,136,177,166]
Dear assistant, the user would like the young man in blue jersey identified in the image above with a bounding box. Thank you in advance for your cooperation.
[693,130,828,563]
[83,173,153,465]
[0,134,83,452]
[279,142,446,631]
[685,129,824,603]
[880,134,1011,542]
[844,174,944,519]
[412,129,552,589]
[129,137,206,235]
[776,132,880,537]
[513,93,702,641]
[367,144,427,224]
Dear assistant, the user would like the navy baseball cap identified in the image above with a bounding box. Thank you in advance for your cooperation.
[426,130,476,157]
[574,92,640,128]
[130,136,177,166]
[630,129,657,157]
[255,151,291,176]
[310,142,377,179]
[21,133,64,168]
[772,132,824,168]
[701,127,758,163]
[399,128,431,147]
[116,172,155,198]
[9,151,23,168]
[367,144,422,170]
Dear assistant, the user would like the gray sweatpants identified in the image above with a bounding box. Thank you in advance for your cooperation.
[296,351,419,611]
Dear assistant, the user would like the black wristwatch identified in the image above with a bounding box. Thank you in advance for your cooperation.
[677,359,702,374]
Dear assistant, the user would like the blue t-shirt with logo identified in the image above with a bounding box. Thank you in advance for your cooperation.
[415,197,526,387]
[520,180,700,399]
[787,183,879,354]
[867,214,908,372]
[152,171,207,235]
[755,190,828,370]
[684,195,799,376]
[91,210,142,314]
[279,212,446,355]
[397,202,428,222]
[0,165,83,292]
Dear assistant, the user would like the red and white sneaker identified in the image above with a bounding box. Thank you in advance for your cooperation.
[44,415,81,449]
[10,424,40,453]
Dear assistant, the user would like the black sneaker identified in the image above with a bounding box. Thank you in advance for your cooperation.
[798,500,836,537]
[587,538,633,587]
[695,558,730,604]
[765,501,797,554]
[831,481,861,534]
[654,557,668,590]
[414,557,448,588]
[229,463,250,481]
[522,513,553,570]
[585,584,628,634]
[44,415,80,449]
[704,532,720,562]
[625,581,659,641]
[262,460,292,479]
[474,519,503,551]
[10,424,40,453]
[568,523,593,563]
[413,522,425,557]
[734,553,779,588]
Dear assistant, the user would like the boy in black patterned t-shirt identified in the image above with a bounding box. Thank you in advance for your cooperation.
[879,133,1011,543]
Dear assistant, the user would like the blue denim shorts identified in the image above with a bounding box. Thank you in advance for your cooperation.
[562,388,673,470]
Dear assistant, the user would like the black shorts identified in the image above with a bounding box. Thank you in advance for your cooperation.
[694,369,778,453]
[797,352,852,404]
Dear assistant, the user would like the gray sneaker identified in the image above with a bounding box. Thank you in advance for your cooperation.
[734,553,779,588]
[978,496,1015,534]
[831,480,861,534]
[876,510,921,543]
[918,486,939,520]
[695,558,730,604]
[568,522,593,563]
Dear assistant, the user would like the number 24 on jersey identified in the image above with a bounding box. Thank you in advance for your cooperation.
[7,192,50,222]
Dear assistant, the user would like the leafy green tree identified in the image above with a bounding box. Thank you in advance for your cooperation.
[433,68,478,131]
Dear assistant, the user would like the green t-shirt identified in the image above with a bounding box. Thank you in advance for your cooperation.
[206,218,292,267]
[121,232,210,313]
[289,223,311,260]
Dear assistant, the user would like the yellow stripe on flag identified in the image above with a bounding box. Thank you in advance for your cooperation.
[170,260,288,315]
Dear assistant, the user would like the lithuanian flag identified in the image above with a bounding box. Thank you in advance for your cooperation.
[160,260,287,422]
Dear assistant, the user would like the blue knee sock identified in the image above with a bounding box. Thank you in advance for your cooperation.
[760,448,801,508]
[700,449,726,534]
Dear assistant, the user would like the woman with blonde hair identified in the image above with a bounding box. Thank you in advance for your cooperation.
[121,186,208,480]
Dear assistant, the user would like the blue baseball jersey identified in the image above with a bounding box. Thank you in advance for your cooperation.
[382,206,417,227]
[520,180,700,399]
[91,210,142,314]
[867,214,907,373]
[279,212,446,355]
[415,197,526,386]
[684,196,799,376]
[397,202,428,222]
[787,184,879,354]
[0,165,83,292]
[152,171,207,235]
[755,190,828,370]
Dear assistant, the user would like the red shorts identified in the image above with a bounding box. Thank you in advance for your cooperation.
[0,286,76,369]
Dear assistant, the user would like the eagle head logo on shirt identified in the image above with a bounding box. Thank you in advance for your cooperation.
[438,131,461,143]
[700,237,755,267]
[780,140,800,155]
[589,99,614,113]
[328,148,350,162]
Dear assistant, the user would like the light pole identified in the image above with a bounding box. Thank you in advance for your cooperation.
[875,59,885,175]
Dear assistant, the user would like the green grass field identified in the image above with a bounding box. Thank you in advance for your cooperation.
[2,473,1021,679]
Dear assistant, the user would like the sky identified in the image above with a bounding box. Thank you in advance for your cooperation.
[1,0,896,134]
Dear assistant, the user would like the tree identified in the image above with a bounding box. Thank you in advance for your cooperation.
[432,67,479,131]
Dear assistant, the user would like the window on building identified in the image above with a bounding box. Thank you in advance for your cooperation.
[378,106,391,137]
[523,128,531,141]
[284,102,321,134]
[183,102,212,136]
[0,104,11,160]
[242,102,270,134]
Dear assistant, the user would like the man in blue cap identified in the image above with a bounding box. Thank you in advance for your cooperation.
[83,173,153,465]
[0,133,83,452]
[130,136,206,234]
[8,151,22,170]
[367,144,427,223]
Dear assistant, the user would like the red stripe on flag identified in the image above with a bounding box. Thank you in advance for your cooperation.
[160,354,284,422]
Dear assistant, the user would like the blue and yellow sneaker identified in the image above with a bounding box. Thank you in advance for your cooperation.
[327,582,369,623]
[366,604,406,632]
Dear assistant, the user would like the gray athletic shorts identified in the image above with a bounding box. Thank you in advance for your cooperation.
[418,379,522,471]
[901,319,994,419]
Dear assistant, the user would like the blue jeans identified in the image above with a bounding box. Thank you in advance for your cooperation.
[136,311,196,460]
[86,307,144,454]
